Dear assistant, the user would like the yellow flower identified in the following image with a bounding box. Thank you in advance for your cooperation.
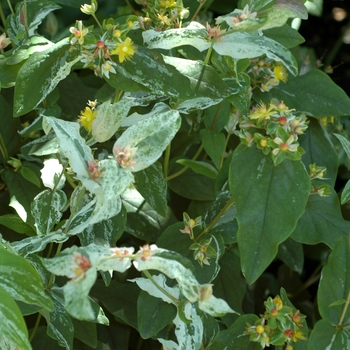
[159,0,177,8]
[248,102,274,122]
[157,13,172,26]
[111,37,137,63]
[113,29,121,38]
[291,329,306,342]
[78,107,98,132]
[274,64,288,83]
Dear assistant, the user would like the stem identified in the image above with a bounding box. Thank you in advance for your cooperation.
[324,19,350,68]
[22,0,29,38]
[203,45,213,66]
[125,0,138,15]
[166,144,204,181]
[46,243,63,290]
[163,143,171,178]
[6,0,14,14]
[0,132,9,164]
[209,102,222,131]
[196,197,234,241]
[29,313,42,342]
[338,289,350,327]
[64,187,86,232]
[219,132,231,170]
[143,270,179,305]
[191,0,205,22]
[0,3,6,31]
[92,13,103,32]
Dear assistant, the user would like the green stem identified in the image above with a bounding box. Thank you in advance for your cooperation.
[166,144,204,181]
[0,3,6,31]
[6,0,14,14]
[324,19,350,68]
[209,102,222,131]
[338,289,350,327]
[113,89,123,103]
[163,143,171,178]
[64,187,86,232]
[190,0,205,22]
[143,270,179,305]
[196,197,234,241]
[22,0,29,38]
[203,45,213,66]
[0,132,9,164]
[92,13,103,32]
[29,313,42,342]
[219,132,232,170]
[125,0,138,15]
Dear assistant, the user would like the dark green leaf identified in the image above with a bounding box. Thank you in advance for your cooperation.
[300,118,338,187]
[308,319,350,350]
[200,129,226,169]
[229,144,310,284]
[277,237,304,273]
[207,314,261,350]
[318,235,350,325]
[263,24,305,48]
[213,251,246,327]
[20,166,41,187]
[1,168,41,226]
[134,162,168,217]
[0,214,35,236]
[91,280,139,329]
[254,70,350,117]
[137,290,176,339]
[204,99,231,132]
[176,159,218,179]
[72,318,97,349]
[291,188,350,248]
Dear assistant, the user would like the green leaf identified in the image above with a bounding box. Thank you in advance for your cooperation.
[341,180,350,205]
[123,188,176,242]
[113,47,190,99]
[114,103,181,172]
[158,307,203,350]
[1,168,41,225]
[20,166,41,187]
[137,290,177,339]
[334,133,350,159]
[207,314,261,350]
[0,286,32,350]
[72,318,97,349]
[0,56,23,88]
[213,32,298,76]
[229,144,310,284]
[91,280,139,329]
[6,0,61,45]
[11,229,69,257]
[291,188,350,248]
[46,288,74,349]
[277,237,304,273]
[308,319,350,350]
[142,21,210,52]
[263,24,305,48]
[213,251,246,327]
[79,206,127,247]
[14,38,81,117]
[0,214,35,236]
[168,160,216,201]
[254,70,350,117]
[259,0,308,30]
[200,129,226,169]
[300,118,338,187]
[92,98,133,142]
[176,159,218,179]
[162,56,233,101]
[0,245,53,310]
[31,189,67,235]
[134,162,168,217]
[318,235,350,325]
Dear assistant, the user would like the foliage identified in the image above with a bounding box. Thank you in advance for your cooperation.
[0,0,350,349]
